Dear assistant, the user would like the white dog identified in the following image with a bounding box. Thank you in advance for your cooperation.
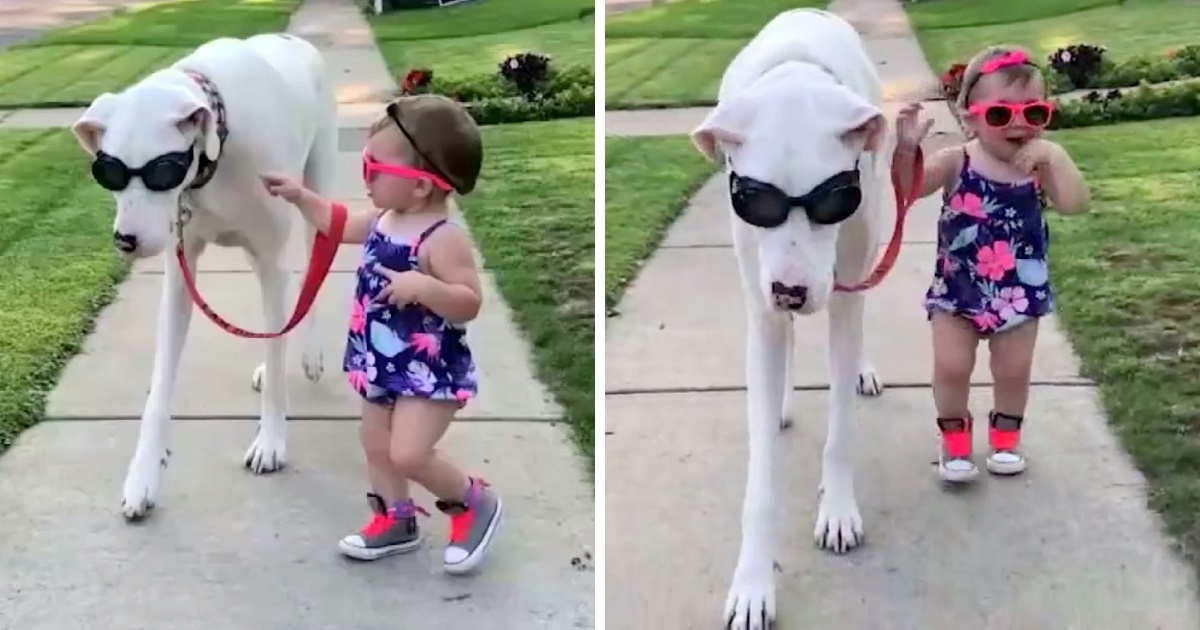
[690,9,889,629]
[71,33,339,520]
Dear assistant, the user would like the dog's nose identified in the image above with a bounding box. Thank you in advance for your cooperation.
[771,282,808,310]
[113,231,138,254]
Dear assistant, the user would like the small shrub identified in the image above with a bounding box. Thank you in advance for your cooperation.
[499,52,553,97]
[393,61,595,125]
[1050,81,1200,130]
[1048,44,1107,89]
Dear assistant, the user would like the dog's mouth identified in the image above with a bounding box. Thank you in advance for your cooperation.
[771,282,809,311]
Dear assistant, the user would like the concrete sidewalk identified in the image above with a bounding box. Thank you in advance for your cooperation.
[0,0,594,627]
[604,0,1200,628]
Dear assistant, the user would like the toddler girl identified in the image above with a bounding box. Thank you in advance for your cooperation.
[892,45,1091,483]
[261,94,501,572]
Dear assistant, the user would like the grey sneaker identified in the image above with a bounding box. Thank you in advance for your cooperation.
[338,493,425,561]
[436,477,503,575]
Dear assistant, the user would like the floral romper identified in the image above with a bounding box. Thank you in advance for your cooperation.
[342,217,478,407]
[924,149,1053,335]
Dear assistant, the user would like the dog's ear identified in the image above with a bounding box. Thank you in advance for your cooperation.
[177,102,221,162]
[72,93,121,155]
[828,88,886,153]
[690,94,753,162]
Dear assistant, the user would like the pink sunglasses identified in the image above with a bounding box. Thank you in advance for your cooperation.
[361,149,453,192]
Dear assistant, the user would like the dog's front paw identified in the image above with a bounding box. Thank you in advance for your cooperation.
[813,482,864,553]
[243,421,287,473]
[250,363,265,392]
[121,448,169,521]
[301,349,324,382]
[856,365,883,397]
[724,560,776,630]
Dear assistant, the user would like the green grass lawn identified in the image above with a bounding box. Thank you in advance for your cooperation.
[0,46,187,108]
[0,129,130,452]
[1049,116,1200,573]
[368,0,592,41]
[467,118,595,466]
[604,135,714,308]
[0,0,303,108]
[604,0,825,109]
[377,15,594,80]
[605,0,827,39]
[910,0,1199,74]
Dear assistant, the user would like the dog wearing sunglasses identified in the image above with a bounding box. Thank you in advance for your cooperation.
[690,8,889,629]
[70,33,339,521]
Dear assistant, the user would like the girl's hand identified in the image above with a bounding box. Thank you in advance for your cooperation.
[895,102,934,153]
[260,173,308,204]
[374,264,433,306]
[1012,139,1067,175]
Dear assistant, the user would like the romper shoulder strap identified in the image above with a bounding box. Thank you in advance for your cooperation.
[945,146,970,198]
[411,218,451,259]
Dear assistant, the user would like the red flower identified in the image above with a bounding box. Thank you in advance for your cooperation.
[940,63,967,100]
[400,67,433,95]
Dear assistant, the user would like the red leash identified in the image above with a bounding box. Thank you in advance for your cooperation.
[834,147,924,293]
[176,202,348,338]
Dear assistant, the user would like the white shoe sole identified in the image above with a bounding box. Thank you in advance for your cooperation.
[338,536,423,561]
[986,455,1027,476]
[938,460,979,483]
[444,497,504,575]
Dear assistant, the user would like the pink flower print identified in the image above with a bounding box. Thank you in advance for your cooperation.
[454,389,472,402]
[990,286,1029,321]
[347,370,368,393]
[349,295,368,334]
[972,311,1001,333]
[410,332,441,358]
[976,241,1015,281]
[949,191,987,218]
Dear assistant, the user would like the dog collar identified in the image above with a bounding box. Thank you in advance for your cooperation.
[182,69,228,190]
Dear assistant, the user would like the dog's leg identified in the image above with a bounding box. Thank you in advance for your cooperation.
[780,316,795,430]
[244,252,289,473]
[813,290,866,552]
[297,119,338,384]
[298,219,324,382]
[122,238,206,520]
[726,304,789,630]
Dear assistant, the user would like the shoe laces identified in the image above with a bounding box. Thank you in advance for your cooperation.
[448,509,475,544]
[362,505,428,537]
[362,513,396,537]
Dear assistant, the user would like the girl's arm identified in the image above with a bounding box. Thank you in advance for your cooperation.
[416,225,483,325]
[893,145,959,201]
[1040,149,1091,215]
[292,190,379,244]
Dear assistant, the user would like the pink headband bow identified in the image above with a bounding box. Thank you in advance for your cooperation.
[979,51,1029,74]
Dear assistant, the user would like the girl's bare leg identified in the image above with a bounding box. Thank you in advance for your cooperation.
[931,311,982,482]
[389,398,503,574]
[985,319,1039,475]
[388,398,468,501]
[931,311,980,417]
[988,319,1039,417]
[361,400,409,504]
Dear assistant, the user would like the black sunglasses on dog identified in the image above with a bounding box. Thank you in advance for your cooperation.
[91,149,195,192]
[729,165,863,228]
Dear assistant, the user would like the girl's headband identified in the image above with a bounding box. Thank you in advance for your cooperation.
[959,50,1033,107]
[979,50,1030,75]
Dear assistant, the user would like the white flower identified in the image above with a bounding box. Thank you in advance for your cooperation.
[1061,51,1072,63]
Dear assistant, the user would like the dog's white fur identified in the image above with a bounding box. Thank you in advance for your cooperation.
[690,9,889,629]
[72,34,339,520]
